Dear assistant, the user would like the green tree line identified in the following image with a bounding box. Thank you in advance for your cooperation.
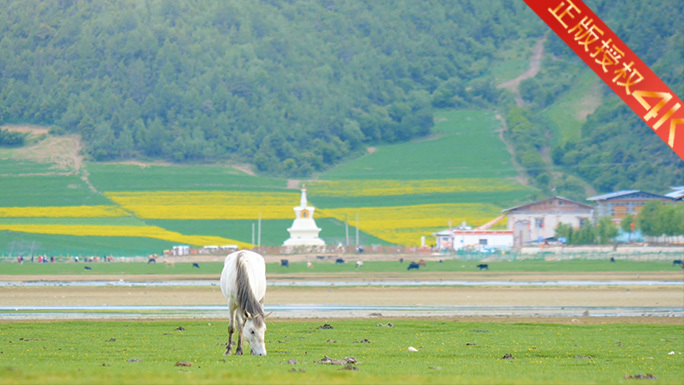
[0,128,27,146]
[555,201,684,245]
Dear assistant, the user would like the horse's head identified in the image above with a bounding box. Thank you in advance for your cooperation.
[243,312,267,356]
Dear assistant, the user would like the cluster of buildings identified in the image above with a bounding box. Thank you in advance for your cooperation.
[434,187,684,252]
[166,186,683,255]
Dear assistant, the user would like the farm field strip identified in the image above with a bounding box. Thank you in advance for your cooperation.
[105,191,299,220]
[0,224,250,249]
[320,203,506,245]
[307,178,526,197]
[0,205,128,218]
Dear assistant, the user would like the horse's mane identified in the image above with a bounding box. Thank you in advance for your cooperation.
[235,252,265,323]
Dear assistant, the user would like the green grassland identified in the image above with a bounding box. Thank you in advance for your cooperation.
[490,37,539,85]
[320,110,524,181]
[0,159,58,176]
[543,71,602,146]
[0,260,680,276]
[86,164,288,192]
[0,320,681,385]
[309,191,529,209]
[0,175,109,207]
[0,232,172,258]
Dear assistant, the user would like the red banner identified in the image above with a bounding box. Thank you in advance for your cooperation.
[523,0,684,161]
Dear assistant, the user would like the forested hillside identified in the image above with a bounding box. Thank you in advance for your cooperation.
[0,0,681,192]
[508,0,683,195]
[0,0,540,176]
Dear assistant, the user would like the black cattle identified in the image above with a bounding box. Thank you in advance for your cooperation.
[84,266,92,270]
[673,260,683,267]
[610,257,616,263]
[148,258,156,264]
[280,259,289,267]
[407,261,420,271]
[192,263,200,268]
[476,264,489,270]
[335,258,345,264]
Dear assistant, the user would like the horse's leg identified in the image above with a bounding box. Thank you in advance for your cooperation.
[224,305,237,355]
[235,313,244,355]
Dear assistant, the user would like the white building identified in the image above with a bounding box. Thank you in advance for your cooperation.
[434,228,513,251]
[172,245,190,256]
[502,196,594,247]
[283,187,326,250]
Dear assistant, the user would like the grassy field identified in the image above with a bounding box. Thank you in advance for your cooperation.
[543,70,602,146]
[86,164,288,192]
[1,260,681,276]
[490,37,539,85]
[0,320,681,385]
[320,110,524,181]
[0,159,57,176]
[0,175,108,207]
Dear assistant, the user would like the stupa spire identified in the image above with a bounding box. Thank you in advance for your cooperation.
[300,185,307,207]
[283,184,325,249]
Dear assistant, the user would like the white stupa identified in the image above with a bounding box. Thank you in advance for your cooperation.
[283,186,325,249]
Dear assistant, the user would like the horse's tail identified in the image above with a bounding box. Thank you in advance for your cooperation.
[235,251,265,319]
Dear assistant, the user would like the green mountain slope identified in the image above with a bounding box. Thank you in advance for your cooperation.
[0,0,542,176]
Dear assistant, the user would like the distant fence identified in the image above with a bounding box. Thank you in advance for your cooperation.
[1,245,682,264]
[0,255,154,264]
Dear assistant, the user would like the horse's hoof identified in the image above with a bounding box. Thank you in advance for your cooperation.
[235,350,243,356]
[224,350,232,356]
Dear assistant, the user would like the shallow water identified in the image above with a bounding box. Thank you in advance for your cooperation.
[1,304,681,320]
[1,279,681,287]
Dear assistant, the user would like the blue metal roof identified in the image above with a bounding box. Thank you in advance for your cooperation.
[586,190,641,201]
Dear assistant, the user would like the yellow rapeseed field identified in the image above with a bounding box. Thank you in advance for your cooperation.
[319,203,505,246]
[106,191,298,220]
[0,206,128,218]
[0,188,509,248]
[307,178,522,197]
[0,224,251,249]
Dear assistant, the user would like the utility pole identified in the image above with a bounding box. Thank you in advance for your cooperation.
[355,213,359,247]
[345,214,349,247]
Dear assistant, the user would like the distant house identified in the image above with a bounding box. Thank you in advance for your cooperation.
[586,190,674,225]
[502,196,595,247]
[171,245,191,256]
[433,225,513,252]
[665,186,684,201]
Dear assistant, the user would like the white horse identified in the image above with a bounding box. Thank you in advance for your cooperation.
[219,250,268,356]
